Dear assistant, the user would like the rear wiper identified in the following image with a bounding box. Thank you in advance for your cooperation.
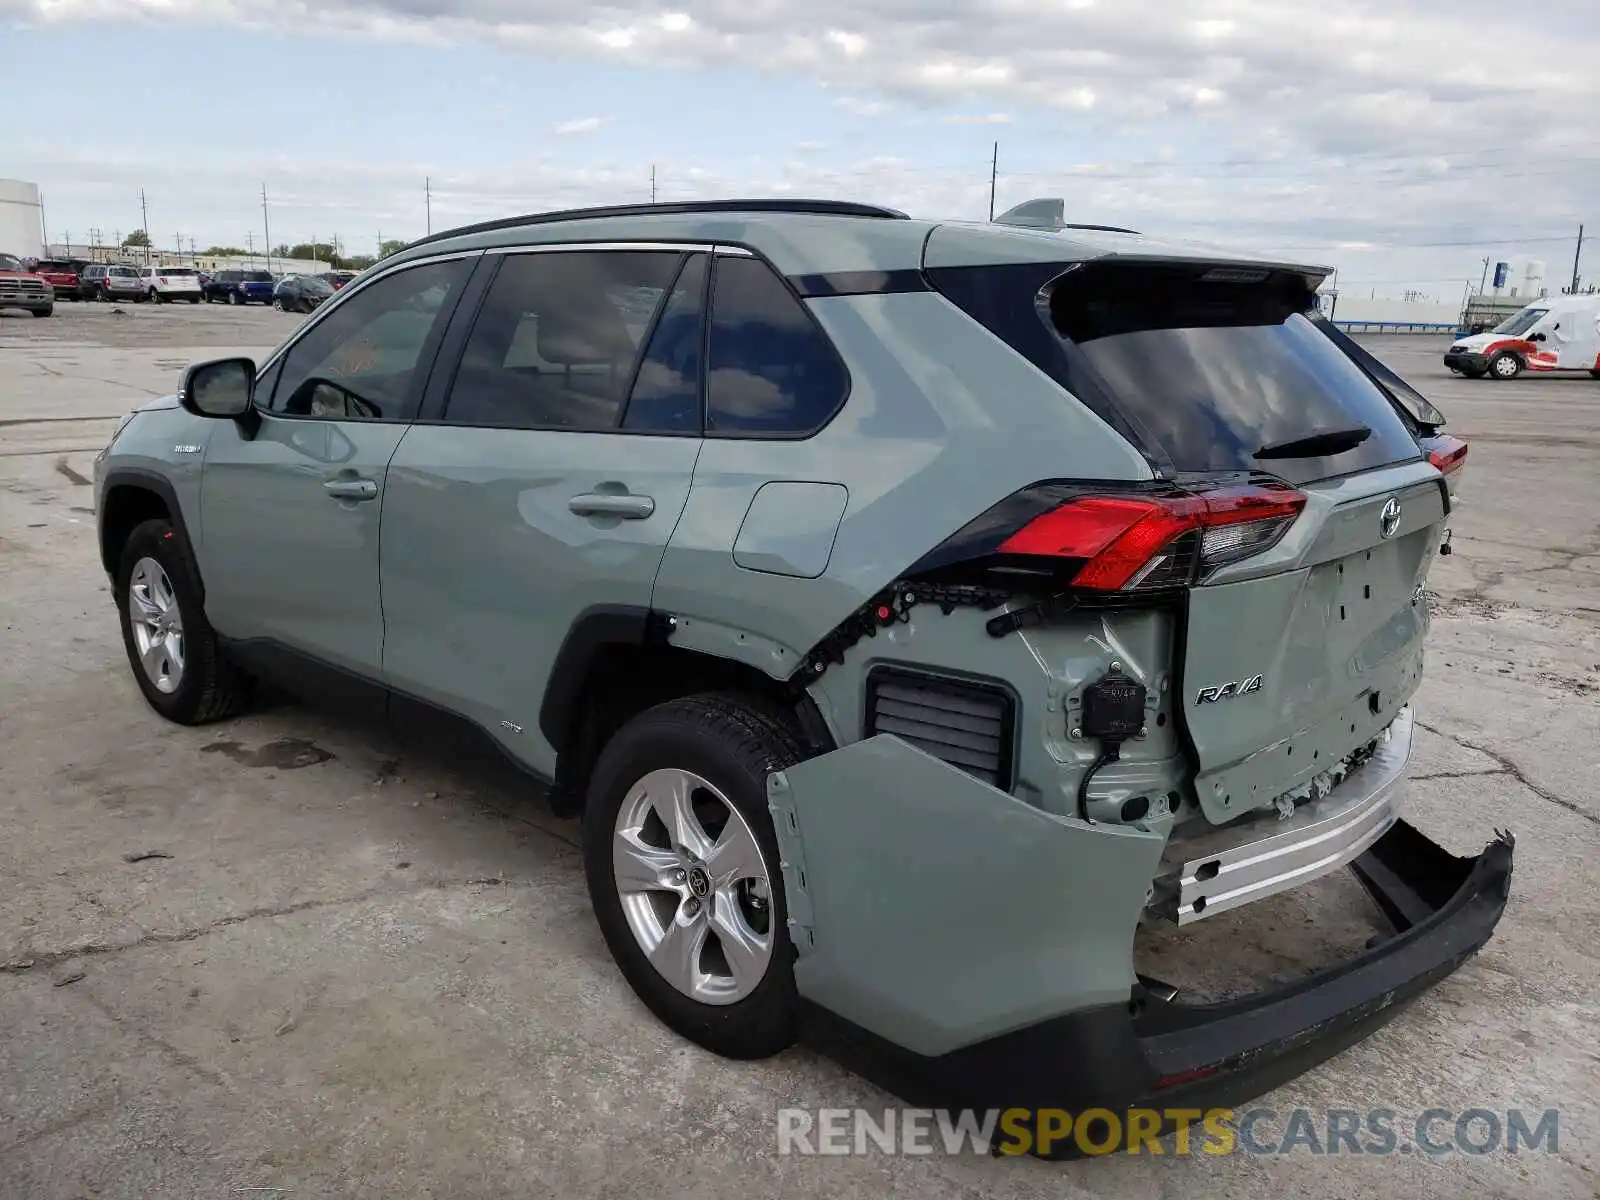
[1254,424,1372,460]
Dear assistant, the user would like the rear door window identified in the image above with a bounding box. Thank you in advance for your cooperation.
[705,256,848,436]
[442,249,681,431]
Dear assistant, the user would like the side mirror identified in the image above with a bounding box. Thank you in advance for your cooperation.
[180,357,256,418]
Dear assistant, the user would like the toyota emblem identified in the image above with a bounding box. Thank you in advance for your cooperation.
[1379,497,1402,539]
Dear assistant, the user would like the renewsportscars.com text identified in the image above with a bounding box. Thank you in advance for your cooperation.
[776,1106,1560,1157]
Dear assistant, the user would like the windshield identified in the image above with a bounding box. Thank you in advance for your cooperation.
[109,266,137,277]
[1492,307,1547,336]
[928,258,1422,485]
[245,271,273,282]
[0,253,21,271]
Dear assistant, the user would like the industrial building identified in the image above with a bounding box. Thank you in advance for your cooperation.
[0,179,45,261]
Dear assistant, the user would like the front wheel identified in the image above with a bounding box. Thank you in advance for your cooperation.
[115,519,250,725]
[151,289,164,303]
[583,693,806,1059]
[31,306,53,318]
[227,291,239,306]
[272,297,284,311]
[189,295,201,304]
[1488,351,1523,380]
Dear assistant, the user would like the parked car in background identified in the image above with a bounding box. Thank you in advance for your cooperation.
[92,199,1501,1143]
[320,270,358,290]
[138,265,203,303]
[272,273,335,313]
[202,269,277,305]
[31,259,83,299]
[0,251,53,317]
[80,263,146,302]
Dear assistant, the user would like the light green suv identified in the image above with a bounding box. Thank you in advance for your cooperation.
[93,198,1512,1152]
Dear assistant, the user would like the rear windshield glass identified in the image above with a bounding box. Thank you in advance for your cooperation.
[35,260,72,270]
[161,268,198,277]
[929,259,1421,484]
[244,271,273,282]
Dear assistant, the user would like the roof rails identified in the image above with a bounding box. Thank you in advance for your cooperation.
[993,198,1141,236]
[404,198,909,252]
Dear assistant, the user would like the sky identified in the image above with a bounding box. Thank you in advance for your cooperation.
[2,0,1598,299]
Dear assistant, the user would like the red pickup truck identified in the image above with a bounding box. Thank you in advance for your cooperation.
[0,253,54,317]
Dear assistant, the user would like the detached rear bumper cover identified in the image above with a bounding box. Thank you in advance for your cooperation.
[773,735,1513,1152]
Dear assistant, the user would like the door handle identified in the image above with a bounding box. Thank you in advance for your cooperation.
[324,478,378,502]
[568,492,655,519]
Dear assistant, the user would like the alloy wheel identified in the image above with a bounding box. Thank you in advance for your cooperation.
[127,557,185,694]
[611,767,775,1005]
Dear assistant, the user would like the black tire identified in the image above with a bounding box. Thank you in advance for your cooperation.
[151,289,164,303]
[1588,369,1600,380]
[227,291,239,306]
[189,296,201,304]
[204,292,213,303]
[114,518,250,725]
[583,693,807,1059]
[1488,351,1522,380]
[31,306,52,318]
[272,297,284,311]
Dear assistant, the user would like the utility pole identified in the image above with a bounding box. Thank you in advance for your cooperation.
[39,192,48,250]
[1572,224,1585,293]
[651,164,657,203]
[139,188,151,265]
[425,177,432,235]
[261,183,272,274]
[1478,255,1490,297]
[988,142,998,221]
[246,231,255,266]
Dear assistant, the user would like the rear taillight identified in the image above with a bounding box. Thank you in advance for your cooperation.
[1426,435,1467,476]
[996,483,1306,591]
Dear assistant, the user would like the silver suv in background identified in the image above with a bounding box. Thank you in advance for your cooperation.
[80,263,146,302]
[92,198,1509,1155]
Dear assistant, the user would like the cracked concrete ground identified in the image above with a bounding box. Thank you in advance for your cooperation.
[1,308,1596,1198]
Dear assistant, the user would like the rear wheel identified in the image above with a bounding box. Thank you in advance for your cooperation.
[583,693,805,1059]
[227,291,239,306]
[114,519,250,725]
[1489,351,1523,380]
[151,288,164,303]
[189,295,201,304]
[272,297,284,311]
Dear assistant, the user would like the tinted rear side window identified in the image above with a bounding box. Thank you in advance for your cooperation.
[931,260,1421,484]
[622,253,707,434]
[706,256,847,436]
[443,249,681,431]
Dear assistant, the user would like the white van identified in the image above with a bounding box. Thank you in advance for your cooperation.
[1444,293,1600,380]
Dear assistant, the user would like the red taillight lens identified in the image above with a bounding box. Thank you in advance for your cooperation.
[997,484,1306,591]
[1426,435,1467,476]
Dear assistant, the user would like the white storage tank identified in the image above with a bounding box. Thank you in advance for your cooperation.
[0,179,44,260]
[1523,260,1546,298]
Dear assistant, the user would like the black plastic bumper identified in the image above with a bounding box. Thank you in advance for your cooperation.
[802,819,1514,1159]
[1444,351,1488,372]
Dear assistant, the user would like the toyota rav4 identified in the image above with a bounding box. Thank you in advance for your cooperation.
[92,199,1510,1153]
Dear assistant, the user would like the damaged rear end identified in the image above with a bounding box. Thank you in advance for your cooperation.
[772,234,1510,1146]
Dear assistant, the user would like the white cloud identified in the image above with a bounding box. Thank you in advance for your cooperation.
[549,116,607,136]
[943,113,1013,125]
[12,0,1600,289]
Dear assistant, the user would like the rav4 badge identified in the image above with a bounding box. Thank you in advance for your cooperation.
[1196,675,1264,704]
